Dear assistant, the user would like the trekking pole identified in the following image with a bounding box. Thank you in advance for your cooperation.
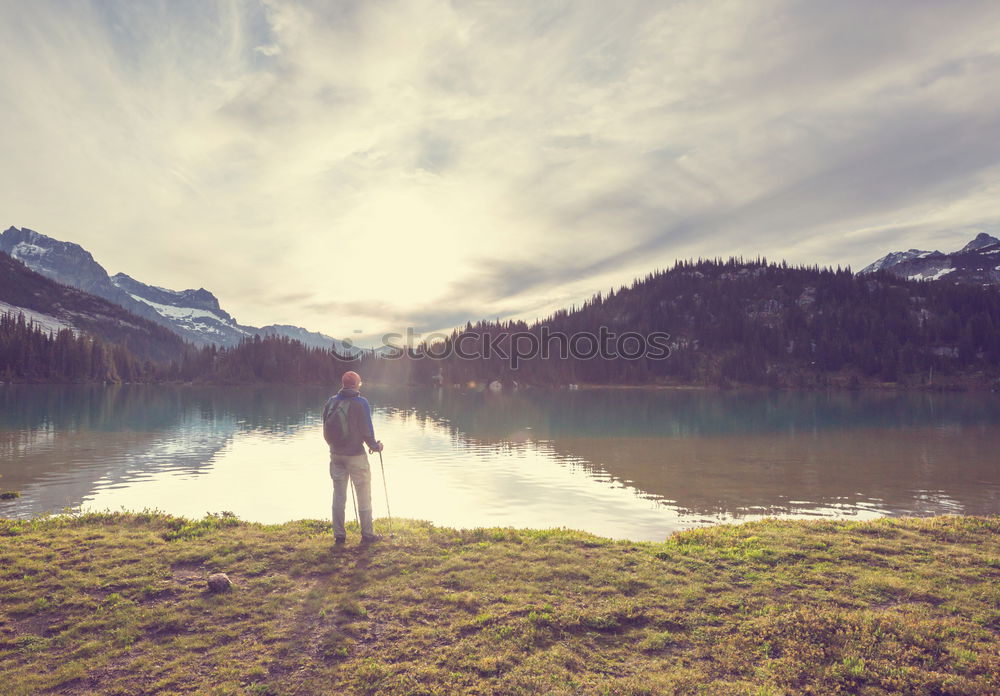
[377,450,393,538]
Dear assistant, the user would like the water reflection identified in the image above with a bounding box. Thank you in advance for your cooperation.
[0,385,327,518]
[0,383,327,433]
[549,428,1000,518]
[367,386,1000,440]
[370,386,1000,516]
[1,385,999,541]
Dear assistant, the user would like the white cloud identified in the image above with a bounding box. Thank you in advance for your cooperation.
[2,0,999,338]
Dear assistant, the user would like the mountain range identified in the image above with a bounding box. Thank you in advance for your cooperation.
[1,226,346,351]
[859,232,1000,284]
[4,226,1000,387]
[4,225,999,374]
[0,252,186,363]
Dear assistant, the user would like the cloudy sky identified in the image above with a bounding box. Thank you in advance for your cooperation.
[2,0,999,340]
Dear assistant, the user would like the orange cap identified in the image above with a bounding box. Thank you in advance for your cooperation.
[341,371,362,389]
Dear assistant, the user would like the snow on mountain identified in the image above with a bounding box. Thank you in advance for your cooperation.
[111,277,359,351]
[859,248,938,274]
[127,295,227,323]
[111,273,232,317]
[110,272,252,347]
[124,292,247,339]
[859,233,1000,285]
[10,242,50,258]
[909,267,955,281]
[0,300,76,335]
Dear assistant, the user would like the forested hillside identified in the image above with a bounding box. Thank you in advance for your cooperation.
[382,259,1000,389]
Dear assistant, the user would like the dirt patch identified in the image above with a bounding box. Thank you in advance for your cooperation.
[81,587,112,602]
[11,613,57,638]
[171,562,206,584]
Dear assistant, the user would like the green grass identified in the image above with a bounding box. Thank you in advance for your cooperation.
[0,513,998,695]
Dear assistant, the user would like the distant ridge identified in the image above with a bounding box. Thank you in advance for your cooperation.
[256,324,352,352]
[860,232,1000,285]
[109,270,254,347]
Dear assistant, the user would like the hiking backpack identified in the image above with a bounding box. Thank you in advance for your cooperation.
[323,398,354,446]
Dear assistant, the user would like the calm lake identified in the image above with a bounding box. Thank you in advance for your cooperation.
[1,384,998,541]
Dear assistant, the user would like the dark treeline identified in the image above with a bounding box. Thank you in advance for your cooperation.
[5,258,1000,388]
[0,312,364,385]
[385,258,1000,388]
[0,312,154,383]
[173,335,363,384]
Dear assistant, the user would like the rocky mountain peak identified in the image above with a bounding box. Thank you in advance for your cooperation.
[956,232,1000,254]
[0,226,109,292]
[111,273,225,314]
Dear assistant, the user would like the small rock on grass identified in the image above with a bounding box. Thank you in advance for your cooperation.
[207,572,233,593]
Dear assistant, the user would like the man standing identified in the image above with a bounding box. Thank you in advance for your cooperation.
[323,370,384,545]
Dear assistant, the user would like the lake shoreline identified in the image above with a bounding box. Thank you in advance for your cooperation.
[2,513,998,695]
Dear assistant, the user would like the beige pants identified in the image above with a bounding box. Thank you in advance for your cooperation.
[330,451,374,538]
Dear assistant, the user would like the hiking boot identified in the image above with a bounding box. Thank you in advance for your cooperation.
[334,536,346,545]
[359,534,383,545]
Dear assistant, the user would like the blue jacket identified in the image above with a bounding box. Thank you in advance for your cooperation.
[323,388,378,456]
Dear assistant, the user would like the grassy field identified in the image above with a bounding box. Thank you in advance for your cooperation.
[1,513,998,695]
